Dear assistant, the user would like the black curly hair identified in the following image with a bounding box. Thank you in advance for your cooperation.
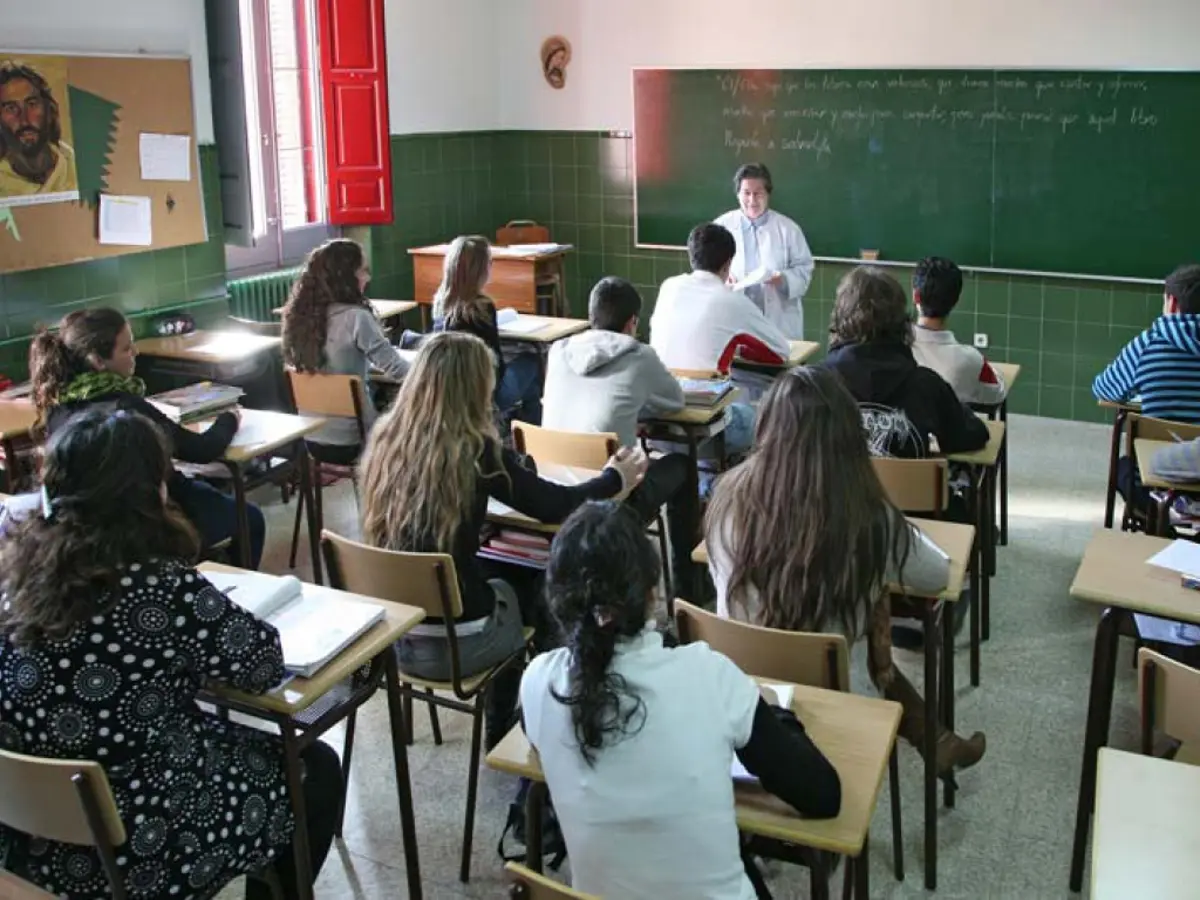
[281,238,371,371]
[544,500,661,766]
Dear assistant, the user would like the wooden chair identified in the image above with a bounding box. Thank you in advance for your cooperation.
[1123,414,1200,534]
[505,862,599,899]
[1138,647,1200,761]
[496,219,565,316]
[872,458,949,516]
[673,600,904,885]
[512,422,673,603]
[285,371,369,571]
[321,531,533,884]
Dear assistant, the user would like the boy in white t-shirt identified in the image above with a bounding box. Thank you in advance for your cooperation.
[910,256,1007,406]
[520,501,841,899]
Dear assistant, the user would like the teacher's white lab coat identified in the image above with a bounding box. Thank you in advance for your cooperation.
[714,209,814,340]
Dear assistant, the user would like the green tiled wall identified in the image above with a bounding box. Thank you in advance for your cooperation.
[0,144,231,382]
[376,129,1165,424]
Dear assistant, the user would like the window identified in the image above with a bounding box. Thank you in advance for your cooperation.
[209,0,393,271]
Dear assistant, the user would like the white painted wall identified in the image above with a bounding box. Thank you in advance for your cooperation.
[385,0,501,133]
[5,0,214,142]
[497,0,1200,130]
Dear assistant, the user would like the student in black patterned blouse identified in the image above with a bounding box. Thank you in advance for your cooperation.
[0,408,342,900]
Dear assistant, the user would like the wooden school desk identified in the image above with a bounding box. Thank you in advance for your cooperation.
[498,315,588,345]
[135,331,285,410]
[1067,529,1200,892]
[971,361,1021,546]
[786,340,820,366]
[408,243,574,319]
[487,681,901,900]
[189,409,325,575]
[1090,748,1200,900]
[946,418,1007,657]
[1133,438,1200,535]
[0,399,37,493]
[1098,398,1141,529]
[693,516,975,891]
[197,562,426,900]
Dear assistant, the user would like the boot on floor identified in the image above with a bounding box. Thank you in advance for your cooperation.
[885,670,986,776]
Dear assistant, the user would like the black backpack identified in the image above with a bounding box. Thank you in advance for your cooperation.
[497,777,567,871]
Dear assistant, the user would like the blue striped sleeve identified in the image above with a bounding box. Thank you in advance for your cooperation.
[1093,332,1148,402]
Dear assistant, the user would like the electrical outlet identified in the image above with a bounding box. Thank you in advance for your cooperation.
[973,333,989,349]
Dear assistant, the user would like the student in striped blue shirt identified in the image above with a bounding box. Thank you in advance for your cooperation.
[1094,263,1200,503]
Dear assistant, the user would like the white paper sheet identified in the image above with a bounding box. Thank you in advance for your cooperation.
[1146,539,1200,576]
[98,195,153,246]
[139,133,192,181]
[732,266,770,292]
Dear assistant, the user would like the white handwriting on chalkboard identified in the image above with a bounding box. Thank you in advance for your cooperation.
[779,130,833,159]
[724,129,762,154]
[1089,108,1118,133]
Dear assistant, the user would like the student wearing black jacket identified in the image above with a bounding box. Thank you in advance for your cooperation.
[521,501,840,899]
[821,266,989,459]
[28,308,266,568]
[359,331,647,747]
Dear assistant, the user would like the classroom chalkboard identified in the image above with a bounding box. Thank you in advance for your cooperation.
[633,68,1200,280]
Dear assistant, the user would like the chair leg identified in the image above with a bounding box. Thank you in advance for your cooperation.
[425,687,443,745]
[402,687,414,746]
[460,701,486,883]
[288,484,306,569]
[335,710,357,839]
[888,744,904,881]
[655,512,672,607]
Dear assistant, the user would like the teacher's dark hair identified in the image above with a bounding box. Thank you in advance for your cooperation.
[830,266,913,349]
[545,500,660,766]
[733,162,773,194]
[687,223,737,275]
[588,277,643,333]
[1165,263,1200,315]
[0,408,200,648]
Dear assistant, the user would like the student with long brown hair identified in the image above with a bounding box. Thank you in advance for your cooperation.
[281,238,409,460]
[432,235,543,423]
[0,408,342,899]
[359,331,647,746]
[705,366,986,776]
[28,307,266,568]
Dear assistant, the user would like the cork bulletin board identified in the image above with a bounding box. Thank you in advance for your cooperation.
[0,52,205,274]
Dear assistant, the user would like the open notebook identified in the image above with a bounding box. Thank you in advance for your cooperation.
[204,570,385,678]
[731,683,795,783]
[496,307,548,335]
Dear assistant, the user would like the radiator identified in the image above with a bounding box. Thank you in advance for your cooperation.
[227,267,302,322]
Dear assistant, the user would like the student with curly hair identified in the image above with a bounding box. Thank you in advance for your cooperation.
[281,238,410,461]
[28,307,265,568]
[0,408,342,900]
[521,500,841,898]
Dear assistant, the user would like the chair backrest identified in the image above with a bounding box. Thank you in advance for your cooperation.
[673,599,851,691]
[512,422,617,469]
[287,371,368,438]
[872,457,949,515]
[226,316,282,337]
[505,862,599,899]
[0,749,126,889]
[1128,414,1200,445]
[497,220,551,246]
[321,530,463,620]
[1138,647,1200,753]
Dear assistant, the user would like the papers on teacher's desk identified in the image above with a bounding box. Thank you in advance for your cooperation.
[731,683,795,783]
[204,570,385,678]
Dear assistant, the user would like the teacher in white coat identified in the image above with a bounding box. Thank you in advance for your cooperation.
[714,162,814,340]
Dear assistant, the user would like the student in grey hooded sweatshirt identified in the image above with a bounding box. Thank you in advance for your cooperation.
[543,277,700,597]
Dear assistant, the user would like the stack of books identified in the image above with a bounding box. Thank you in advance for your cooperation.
[479,528,552,569]
[149,381,244,423]
[677,377,734,408]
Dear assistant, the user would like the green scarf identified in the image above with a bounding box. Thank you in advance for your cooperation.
[59,371,146,404]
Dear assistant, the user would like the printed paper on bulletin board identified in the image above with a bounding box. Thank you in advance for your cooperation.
[0,52,205,274]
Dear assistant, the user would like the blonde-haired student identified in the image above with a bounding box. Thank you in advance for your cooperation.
[432,235,543,424]
[358,331,646,747]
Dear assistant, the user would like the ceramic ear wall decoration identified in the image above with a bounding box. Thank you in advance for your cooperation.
[541,36,572,89]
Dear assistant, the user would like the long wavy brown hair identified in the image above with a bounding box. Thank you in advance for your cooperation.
[829,265,913,349]
[28,308,129,423]
[359,331,503,552]
[282,238,371,371]
[0,408,200,649]
[432,235,493,328]
[705,366,908,637]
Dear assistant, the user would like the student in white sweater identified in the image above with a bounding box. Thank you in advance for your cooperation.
[910,256,1007,406]
[650,224,790,453]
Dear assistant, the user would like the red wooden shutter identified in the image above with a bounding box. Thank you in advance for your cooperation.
[315,0,393,225]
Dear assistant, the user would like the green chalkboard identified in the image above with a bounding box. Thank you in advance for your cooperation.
[633,68,1200,279]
